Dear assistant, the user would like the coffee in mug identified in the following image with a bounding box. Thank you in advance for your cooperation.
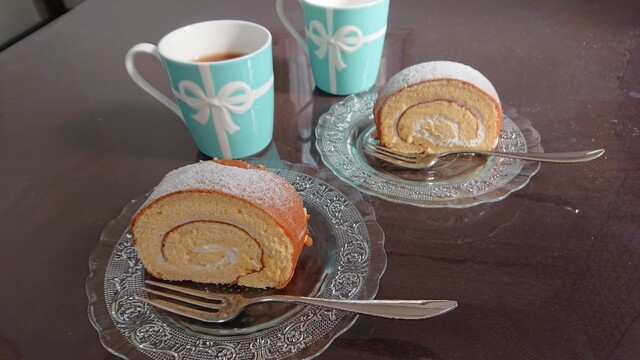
[193,52,246,62]
[125,20,274,159]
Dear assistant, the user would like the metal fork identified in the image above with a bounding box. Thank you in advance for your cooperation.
[139,280,458,323]
[362,142,605,170]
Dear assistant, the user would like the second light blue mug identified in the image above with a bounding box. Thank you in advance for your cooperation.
[277,0,389,95]
[125,20,274,159]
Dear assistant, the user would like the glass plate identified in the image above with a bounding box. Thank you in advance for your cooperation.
[315,89,543,208]
[86,159,386,360]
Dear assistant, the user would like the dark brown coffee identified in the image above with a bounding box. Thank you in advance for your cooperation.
[193,52,245,62]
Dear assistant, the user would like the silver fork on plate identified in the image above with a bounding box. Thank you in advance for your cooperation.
[139,280,458,323]
[362,142,605,170]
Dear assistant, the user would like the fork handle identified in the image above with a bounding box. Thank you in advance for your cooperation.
[261,296,458,320]
[461,149,605,163]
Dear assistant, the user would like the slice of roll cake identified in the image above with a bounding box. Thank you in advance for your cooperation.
[131,159,313,289]
[374,61,503,154]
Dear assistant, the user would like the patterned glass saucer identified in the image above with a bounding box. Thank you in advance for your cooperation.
[87,159,386,360]
[315,89,543,208]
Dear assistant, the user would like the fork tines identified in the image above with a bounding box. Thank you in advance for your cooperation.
[138,280,228,322]
[144,281,222,306]
[361,142,422,163]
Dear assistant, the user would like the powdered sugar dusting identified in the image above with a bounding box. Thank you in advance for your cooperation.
[142,161,294,211]
[377,61,501,105]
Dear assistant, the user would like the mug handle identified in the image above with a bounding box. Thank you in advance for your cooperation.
[275,0,308,54]
[125,43,184,123]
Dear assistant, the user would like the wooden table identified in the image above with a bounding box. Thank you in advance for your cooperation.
[1,0,639,359]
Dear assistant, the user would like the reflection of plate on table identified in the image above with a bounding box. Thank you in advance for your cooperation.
[315,89,543,208]
[87,159,386,360]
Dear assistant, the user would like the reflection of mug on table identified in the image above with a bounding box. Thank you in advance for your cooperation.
[125,20,274,159]
[277,0,389,95]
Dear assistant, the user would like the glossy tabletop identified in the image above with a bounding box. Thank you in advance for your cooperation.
[1,0,639,359]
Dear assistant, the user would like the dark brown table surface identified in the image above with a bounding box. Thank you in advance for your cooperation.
[1,0,639,359]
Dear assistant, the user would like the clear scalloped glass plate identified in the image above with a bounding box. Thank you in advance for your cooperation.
[86,159,386,360]
[315,88,543,208]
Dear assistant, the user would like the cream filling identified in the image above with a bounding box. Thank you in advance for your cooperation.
[391,98,485,148]
[190,244,239,267]
[410,112,483,147]
[154,217,255,267]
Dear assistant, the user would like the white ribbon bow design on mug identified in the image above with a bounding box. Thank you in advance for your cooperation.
[306,8,386,93]
[173,65,273,159]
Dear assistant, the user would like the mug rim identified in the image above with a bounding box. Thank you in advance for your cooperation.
[157,19,272,64]
[302,0,387,10]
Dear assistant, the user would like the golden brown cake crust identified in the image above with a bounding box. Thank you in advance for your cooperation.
[131,159,312,289]
[374,79,503,152]
[374,61,503,154]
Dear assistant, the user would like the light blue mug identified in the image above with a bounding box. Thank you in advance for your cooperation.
[277,0,389,95]
[125,20,274,159]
